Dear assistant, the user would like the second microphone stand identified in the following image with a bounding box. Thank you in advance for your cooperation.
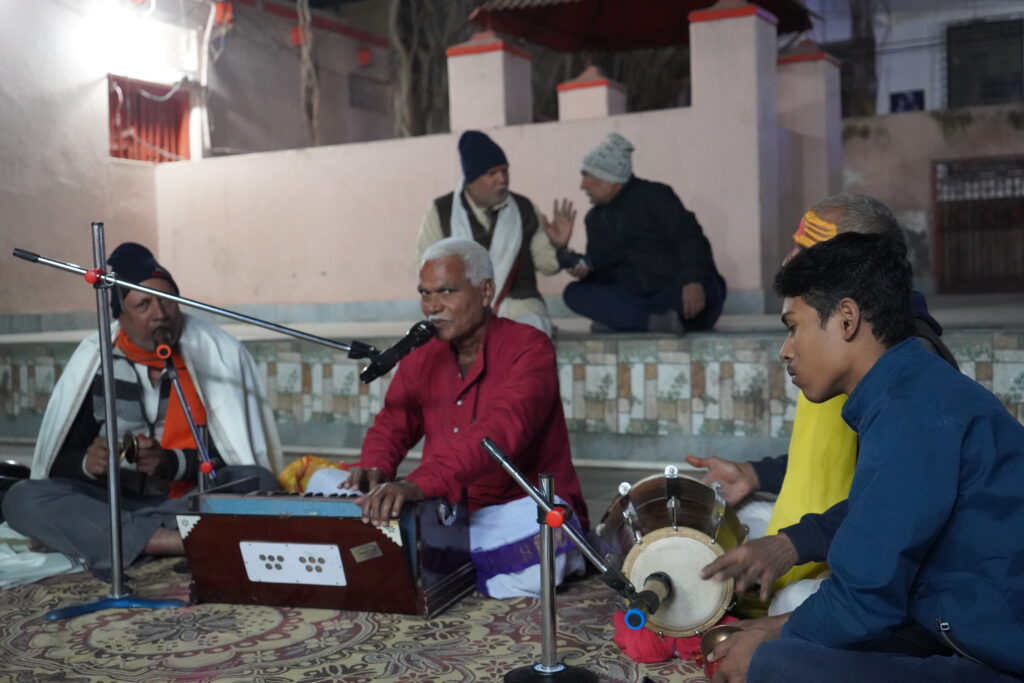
[481,437,659,682]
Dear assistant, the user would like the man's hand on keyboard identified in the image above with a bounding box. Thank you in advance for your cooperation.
[356,480,425,526]
[340,466,387,493]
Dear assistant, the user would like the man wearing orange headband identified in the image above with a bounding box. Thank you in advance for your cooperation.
[689,194,956,615]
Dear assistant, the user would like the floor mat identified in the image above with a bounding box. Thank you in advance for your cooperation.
[0,558,708,682]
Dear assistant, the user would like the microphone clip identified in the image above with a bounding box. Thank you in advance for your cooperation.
[346,340,381,362]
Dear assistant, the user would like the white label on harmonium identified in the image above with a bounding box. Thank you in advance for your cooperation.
[239,541,347,587]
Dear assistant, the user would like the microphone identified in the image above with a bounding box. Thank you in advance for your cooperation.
[359,321,435,383]
[154,329,173,362]
[624,571,673,630]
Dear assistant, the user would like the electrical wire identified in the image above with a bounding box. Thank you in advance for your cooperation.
[138,77,189,102]
[120,130,187,161]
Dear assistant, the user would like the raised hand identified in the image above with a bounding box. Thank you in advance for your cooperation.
[685,454,759,506]
[541,198,577,249]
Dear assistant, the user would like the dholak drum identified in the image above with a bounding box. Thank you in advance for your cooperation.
[596,466,747,637]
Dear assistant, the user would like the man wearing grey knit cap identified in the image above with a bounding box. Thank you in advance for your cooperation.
[561,132,727,334]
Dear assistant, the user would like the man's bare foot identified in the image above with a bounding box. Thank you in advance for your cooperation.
[144,527,185,556]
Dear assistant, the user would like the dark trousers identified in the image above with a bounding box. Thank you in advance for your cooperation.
[3,465,278,580]
[564,273,726,332]
[749,636,1022,683]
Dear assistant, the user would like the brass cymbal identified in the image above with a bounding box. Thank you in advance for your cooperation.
[119,432,138,464]
[699,624,742,658]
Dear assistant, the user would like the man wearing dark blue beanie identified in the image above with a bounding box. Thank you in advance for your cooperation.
[107,242,179,318]
[416,130,578,337]
[5,241,282,582]
[458,130,508,185]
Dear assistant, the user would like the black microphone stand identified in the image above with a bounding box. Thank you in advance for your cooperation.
[13,228,400,620]
[157,344,218,487]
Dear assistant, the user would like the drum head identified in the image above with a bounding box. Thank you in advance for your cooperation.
[622,527,733,637]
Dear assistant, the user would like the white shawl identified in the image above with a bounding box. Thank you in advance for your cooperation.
[31,314,283,478]
[450,184,522,315]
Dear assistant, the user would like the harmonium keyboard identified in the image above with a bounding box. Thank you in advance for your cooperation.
[176,491,475,618]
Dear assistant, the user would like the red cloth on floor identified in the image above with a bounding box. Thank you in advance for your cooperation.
[612,610,739,673]
[612,611,676,662]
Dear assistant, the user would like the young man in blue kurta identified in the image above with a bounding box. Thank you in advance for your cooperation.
[707,233,1024,682]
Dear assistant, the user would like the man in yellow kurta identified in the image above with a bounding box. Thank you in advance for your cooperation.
[688,194,956,614]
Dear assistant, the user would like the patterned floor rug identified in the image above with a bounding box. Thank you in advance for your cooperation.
[0,559,709,682]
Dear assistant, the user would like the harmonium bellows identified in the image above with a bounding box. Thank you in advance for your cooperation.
[176,491,475,618]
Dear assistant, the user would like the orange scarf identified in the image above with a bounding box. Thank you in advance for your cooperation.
[114,331,207,450]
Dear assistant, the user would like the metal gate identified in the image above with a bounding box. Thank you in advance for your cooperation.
[933,156,1024,293]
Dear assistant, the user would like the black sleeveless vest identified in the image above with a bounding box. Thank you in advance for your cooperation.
[434,191,541,301]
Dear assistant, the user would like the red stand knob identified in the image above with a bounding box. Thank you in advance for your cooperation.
[84,268,104,284]
[200,461,214,474]
[545,508,566,528]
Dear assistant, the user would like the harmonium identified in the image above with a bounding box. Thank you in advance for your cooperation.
[176,491,476,618]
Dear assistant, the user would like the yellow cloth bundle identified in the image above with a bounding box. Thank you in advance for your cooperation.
[277,455,351,493]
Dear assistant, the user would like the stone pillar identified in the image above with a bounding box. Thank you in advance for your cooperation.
[556,65,627,121]
[688,1,780,313]
[446,31,532,131]
[776,40,842,245]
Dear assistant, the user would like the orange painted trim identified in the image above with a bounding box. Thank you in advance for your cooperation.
[261,1,389,47]
[778,51,840,67]
[689,5,778,26]
[556,78,625,93]
[446,42,533,61]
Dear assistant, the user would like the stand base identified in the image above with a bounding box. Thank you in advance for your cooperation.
[45,596,186,620]
[504,664,599,682]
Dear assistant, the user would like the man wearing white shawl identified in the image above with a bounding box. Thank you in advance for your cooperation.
[416,130,576,337]
[3,243,282,580]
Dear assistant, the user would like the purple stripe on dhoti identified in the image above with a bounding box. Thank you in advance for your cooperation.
[471,518,582,592]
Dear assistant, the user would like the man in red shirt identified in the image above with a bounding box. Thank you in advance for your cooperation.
[343,237,589,598]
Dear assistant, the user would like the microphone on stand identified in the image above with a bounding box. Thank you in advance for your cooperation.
[153,328,216,481]
[624,572,673,631]
[154,329,173,362]
[359,321,436,384]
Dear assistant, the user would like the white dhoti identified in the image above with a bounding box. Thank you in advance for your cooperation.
[470,495,586,599]
[734,494,825,616]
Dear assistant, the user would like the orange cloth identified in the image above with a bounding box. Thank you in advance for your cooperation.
[116,332,207,498]
[115,331,207,450]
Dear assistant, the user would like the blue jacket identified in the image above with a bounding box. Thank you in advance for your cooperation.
[783,339,1024,675]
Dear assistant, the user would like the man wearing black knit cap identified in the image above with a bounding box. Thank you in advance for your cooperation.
[416,130,577,337]
[3,243,281,580]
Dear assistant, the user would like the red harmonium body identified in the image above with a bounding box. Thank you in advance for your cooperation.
[177,492,475,618]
